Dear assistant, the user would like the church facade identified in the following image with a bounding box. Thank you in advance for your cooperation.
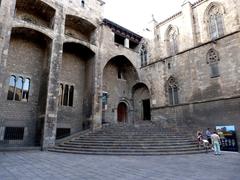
[0,0,239,150]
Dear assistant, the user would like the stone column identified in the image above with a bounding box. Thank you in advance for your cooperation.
[90,25,105,131]
[0,0,16,98]
[181,1,195,49]
[42,7,65,150]
[124,38,129,48]
[91,50,103,130]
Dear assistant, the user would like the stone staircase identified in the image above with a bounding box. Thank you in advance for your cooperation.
[49,123,205,155]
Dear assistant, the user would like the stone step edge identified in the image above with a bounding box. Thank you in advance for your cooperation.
[59,144,199,149]
[52,147,204,152]
[48,149,206,155]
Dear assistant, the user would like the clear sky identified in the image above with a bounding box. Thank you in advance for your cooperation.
[103,0,196,36]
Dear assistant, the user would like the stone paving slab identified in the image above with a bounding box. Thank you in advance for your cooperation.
[0,150,239,180]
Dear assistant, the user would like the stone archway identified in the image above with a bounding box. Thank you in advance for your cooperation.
[132,83,151,121]
[117,102,128,123]
[102,55,139,124]
[5,27,52,146]
[57,42,95,135]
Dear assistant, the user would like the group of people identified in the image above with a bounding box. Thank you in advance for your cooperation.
[197,128,222,155]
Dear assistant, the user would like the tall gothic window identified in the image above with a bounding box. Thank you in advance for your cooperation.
[207,48,220,78]
[140,45,148,67]
[208,6,224,39]
[7,75,30,102]
[167,27,178,56]
[168,77,179,105]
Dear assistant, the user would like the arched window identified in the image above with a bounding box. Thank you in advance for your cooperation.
[140,45,148,67]
[208,5,224,39]
[59,83,74,107]
[166,27,178,56]
[7,75,30,102]
[69,86,74,107]
[15,77,23,101]
[22,78,30,101]
[168,77,179,105]
[207,48,220,78]
[7,75,16,100]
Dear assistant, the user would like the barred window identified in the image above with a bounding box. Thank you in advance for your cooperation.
[168,77,179,105]
[208,6,224,39]
[207,48,220,78]
[7,75,30,102]
[59,83,74,107]
[4,127,24,140]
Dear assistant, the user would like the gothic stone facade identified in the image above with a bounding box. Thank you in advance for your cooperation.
[142,0,240,149]
[0,0,239,150]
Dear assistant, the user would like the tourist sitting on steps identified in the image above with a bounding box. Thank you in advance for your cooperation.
[197,130,203,149]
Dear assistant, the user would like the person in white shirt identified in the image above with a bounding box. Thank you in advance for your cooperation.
[211,131,221,155]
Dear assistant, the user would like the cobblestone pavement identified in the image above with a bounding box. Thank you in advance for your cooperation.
[0,151,239,180]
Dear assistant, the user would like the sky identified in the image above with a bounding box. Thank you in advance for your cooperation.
[103,0,196,36]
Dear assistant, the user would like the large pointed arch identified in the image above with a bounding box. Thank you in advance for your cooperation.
[203,2,225,23]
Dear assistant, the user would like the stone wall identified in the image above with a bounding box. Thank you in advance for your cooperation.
[141,0,240,150]
[0,0,102,148]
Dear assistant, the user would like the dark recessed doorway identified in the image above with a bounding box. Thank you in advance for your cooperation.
[142,99,151,120]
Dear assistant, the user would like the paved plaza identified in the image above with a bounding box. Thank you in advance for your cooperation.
[0,151,239,180]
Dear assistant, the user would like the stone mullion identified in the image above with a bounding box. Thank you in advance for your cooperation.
[61,84,65,106]
[42,7,65,150]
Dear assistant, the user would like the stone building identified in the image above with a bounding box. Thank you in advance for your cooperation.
[0,0,239,151]
[142,0,240,149]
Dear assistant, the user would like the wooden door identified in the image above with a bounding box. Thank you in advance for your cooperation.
[117,102,127,123]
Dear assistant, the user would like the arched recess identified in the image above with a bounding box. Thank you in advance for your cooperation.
[57,42,95,134]
[102,55,139,124]
[65,15,97,43]
[15,0,56,29]
[132,83,151,121]
[6,27,52,146]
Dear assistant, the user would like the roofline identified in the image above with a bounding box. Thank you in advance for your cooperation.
[156,0,207,27]
[103,18,143,40]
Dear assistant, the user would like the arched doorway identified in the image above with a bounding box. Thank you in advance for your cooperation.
[132,83,151,121]
[117,102,128,123]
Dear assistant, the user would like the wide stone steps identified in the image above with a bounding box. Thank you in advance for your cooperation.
[49,124,204,155]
